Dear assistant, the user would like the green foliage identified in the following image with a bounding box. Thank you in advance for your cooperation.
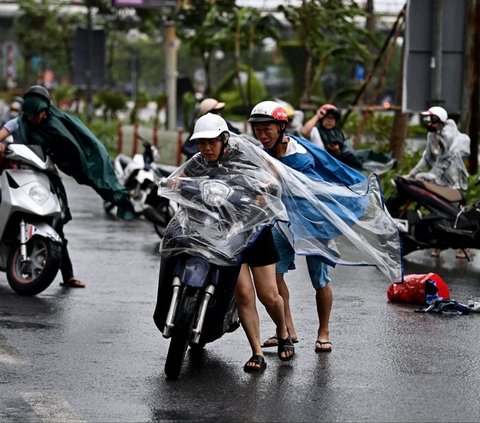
[407,124,426,137]
[53,85,76,106]
[342,111,394,151]
[182,91,197,130]
[86,118,119,156]
[96,90,128,120]
[279,0,374,104]
[213,66,267,118]
[377,150,422,199]
[15,0,79,85]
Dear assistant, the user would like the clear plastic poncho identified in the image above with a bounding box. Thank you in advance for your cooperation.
[158,134,402,281]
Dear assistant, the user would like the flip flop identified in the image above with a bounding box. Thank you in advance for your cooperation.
[278,336,295,361]
[243,355,266,373]
[315,340,332,353]
[261,334,298,348]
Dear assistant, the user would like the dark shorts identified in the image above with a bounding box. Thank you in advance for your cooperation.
[242,226,279,268]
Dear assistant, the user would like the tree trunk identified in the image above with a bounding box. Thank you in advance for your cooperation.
[465,0,480,175]
[390,28,408,163]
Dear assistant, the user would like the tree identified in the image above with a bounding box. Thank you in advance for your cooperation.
[279,0,373,107]
[223,7,281,113]
[175,0,238,96]
[14,0,75,87]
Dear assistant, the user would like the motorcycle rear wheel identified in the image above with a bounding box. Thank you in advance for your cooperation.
[7,236,62,296]
[164,290,198,379]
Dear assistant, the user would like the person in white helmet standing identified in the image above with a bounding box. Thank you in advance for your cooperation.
[248,100,371,354]
[399,106,470,258]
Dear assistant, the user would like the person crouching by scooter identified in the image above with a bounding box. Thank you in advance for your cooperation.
[158,113,294,372]
[0,85,135,288]
[387,106,471,258]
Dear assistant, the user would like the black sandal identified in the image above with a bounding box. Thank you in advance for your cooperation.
[243,354,267,372]
[277,336,295,361]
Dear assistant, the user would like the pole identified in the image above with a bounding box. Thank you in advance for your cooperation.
[467,0,480,174]
[165,22,177,131]
[430,0,444,105]
[85,4,94,122]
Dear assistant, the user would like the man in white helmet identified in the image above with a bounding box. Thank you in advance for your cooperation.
[248,100,371,354]
[155,113,294,372]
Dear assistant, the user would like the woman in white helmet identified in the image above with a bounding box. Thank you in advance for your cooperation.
[394,106,471,258]
[155,113,294,372]
[405,106,470,190]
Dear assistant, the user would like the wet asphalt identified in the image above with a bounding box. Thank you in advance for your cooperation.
[0,175,480,422]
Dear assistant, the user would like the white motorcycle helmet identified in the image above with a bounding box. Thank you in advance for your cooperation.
[421,106,448,124]
[248,100,289,149]
[190,113,230,145]
[248,100,289,125]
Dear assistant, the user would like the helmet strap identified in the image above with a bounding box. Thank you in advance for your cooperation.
[267,123,287,156]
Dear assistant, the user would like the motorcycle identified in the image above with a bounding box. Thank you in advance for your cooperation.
[386,176,480,259]
[0,144,63,295]
[153,175,279,379]
[105,138,176,237]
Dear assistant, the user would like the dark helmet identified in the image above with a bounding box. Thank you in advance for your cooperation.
[23,85,51,105]
[320,104,340,121]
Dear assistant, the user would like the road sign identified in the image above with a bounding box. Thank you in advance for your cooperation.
[403,0,467,114]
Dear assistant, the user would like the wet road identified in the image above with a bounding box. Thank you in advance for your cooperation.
[1,176,480,422]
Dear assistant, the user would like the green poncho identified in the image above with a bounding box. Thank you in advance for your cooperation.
[18,100,135,221]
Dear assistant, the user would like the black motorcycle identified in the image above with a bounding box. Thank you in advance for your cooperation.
[386,176,480,258]
[153,177,274,379]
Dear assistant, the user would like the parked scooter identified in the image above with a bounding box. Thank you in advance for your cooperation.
[154,176,275,379]
[386,176,480,258]
[0,144,63,295]
[105,138,176,237]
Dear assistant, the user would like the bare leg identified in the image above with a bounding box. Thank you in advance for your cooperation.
[276,274,297,341]
[235,264,263,370]
[315,284,333,351]
[250,264,292,360]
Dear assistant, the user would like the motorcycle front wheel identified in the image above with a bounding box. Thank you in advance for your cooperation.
[164,289,198,379]
[7,236,62,296]
[147,202,175,238]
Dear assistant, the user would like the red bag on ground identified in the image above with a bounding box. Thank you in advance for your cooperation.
[387,273,450,305]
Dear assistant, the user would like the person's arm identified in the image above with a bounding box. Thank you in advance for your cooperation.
[0,127,12,156]
[309,127,324,148]
[300,107,323,139]
[0,117,19,146]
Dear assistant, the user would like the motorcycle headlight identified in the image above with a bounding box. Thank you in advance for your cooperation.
[200,180,233,207]
[28,184,50,205]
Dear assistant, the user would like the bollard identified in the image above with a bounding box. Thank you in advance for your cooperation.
[153,125,158,148]
[132,123,139,156]
[177,128,183,166]
[117,123,123,154]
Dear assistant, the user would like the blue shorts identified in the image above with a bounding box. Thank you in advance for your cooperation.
[272,227,331,289]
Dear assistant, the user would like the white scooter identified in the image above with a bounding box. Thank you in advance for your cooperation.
[0,144,63,296]
[105,139,176,237]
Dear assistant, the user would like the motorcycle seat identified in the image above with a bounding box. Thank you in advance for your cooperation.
[404,178,464,203]
[420,180,464,203]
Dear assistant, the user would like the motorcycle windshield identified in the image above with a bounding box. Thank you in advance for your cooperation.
[159,135,402,281]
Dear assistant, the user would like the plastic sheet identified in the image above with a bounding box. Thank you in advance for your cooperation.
[158,135,402,280]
